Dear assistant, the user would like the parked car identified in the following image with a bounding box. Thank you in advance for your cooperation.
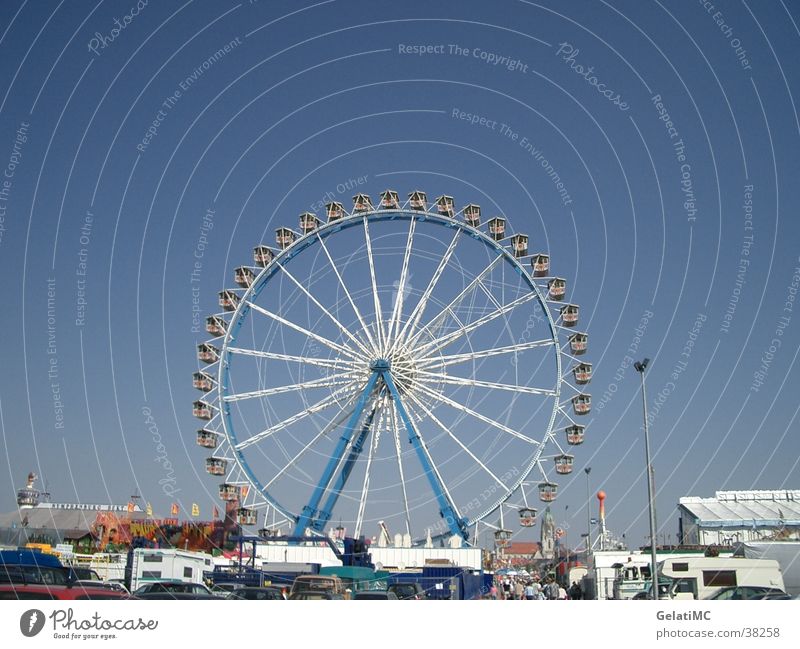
[353,590,398,600]
[133,581,216,598]
[67,567,101,581]
[133,591,220,600]
[227,586,286,600]
[288,590,344,600]
[0,583,129,600]
[72,580,128,594]
[290,574,344,596]
[705,586,788,600]
[388,582,426,600]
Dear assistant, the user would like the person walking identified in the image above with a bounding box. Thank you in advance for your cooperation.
[524,583,535,600]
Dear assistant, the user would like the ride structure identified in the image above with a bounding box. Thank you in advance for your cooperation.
[193,190,592,546]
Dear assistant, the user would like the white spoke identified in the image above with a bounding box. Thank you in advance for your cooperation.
[316,232,379,354]
[363,216,387,352]
[235,382,363,450]
[392,229,462,351]
[386,217,417,346]
[405,391,509,491]
[414,292,538,357]
[422,389,538,445]
[227,347,359,371]
[417,339,555,369]
[274,261,374,358]
[416,371,556,397]
[354,403,385,538]
[405,255,503,347]
[262,396,359,490]
[389,405,412,537]
[245,300,364,361]
[223,371,359,402]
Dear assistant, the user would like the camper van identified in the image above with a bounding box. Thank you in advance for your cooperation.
[127,548,213,593]
[656,557,784,600]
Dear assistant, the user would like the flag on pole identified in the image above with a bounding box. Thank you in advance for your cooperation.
[212,506,219,519]
[127,502,134,513]
[146,503,153,517]
[241,485,250,499]
[191,503,200,517]
[171,503,179,516]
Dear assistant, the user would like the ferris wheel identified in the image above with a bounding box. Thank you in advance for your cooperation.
[192,190,592,544]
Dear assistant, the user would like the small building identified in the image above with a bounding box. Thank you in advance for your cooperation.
[678,490,800,546]
[501,541,543,566]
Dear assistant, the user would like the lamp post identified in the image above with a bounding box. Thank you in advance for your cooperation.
[634,357,659,601]
[584,467,591,554]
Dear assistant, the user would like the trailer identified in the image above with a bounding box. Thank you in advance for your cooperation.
[126,548,213,592]
[658,556,784,600]
[387,566,486,600]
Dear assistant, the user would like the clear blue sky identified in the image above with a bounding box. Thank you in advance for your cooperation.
[0,0,798,548]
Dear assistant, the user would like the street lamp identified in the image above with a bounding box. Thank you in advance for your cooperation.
[634,357,659,601]
[584,467,591,554]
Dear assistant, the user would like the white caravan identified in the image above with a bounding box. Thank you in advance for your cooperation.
[128,548,213,592]
[657,557,784,600]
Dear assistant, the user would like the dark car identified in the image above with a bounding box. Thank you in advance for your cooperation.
[706,586,788,601]
[133,591,221,600]
[288,590,344,600]
[388,582,426,600]
[133,581,217,599]
[228,586,286,600]
[353,590,398,600]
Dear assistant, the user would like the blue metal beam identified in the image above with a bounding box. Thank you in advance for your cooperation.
[381,370,469,543]
[293,372,380,537]
[313,401,379,532]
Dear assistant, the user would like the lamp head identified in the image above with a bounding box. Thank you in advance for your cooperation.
[634,358,650,373]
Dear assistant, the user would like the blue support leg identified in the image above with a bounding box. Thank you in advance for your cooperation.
[314,403,379,532]
[293,372,380,537]
[381,370,469,543]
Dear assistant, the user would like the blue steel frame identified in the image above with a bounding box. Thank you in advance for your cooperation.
[292,359,470,540]
[217,209,562,543]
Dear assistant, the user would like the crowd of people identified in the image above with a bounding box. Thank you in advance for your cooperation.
[490,574,584,600]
